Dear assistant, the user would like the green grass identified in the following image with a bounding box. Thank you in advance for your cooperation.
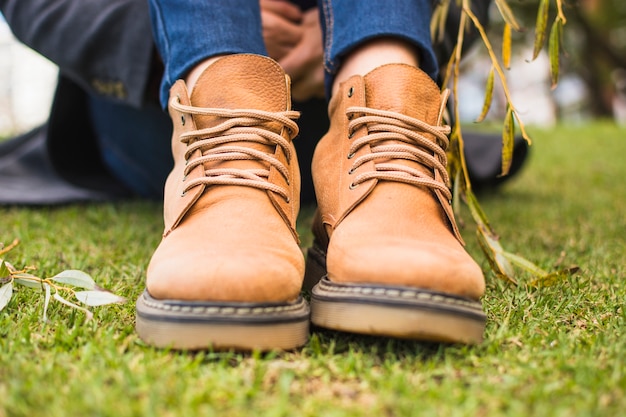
[1,122,625,417]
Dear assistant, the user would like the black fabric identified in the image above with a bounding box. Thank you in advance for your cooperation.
[45,76,133,196]
[0,124,129,205]
[462,131,530,192]
[293,98,329,205]
[0,0,155,107]
[0,0,524,206]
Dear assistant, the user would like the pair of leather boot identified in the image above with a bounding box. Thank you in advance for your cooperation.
[135,54,486,351]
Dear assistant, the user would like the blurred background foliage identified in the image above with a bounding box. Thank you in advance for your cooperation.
[492,0,626,122]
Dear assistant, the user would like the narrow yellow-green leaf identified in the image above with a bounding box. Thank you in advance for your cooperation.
[514,113,533,145]
[502,251,549,277]
[0,260,10,279]
[430,0,450,44]
[530,266,580,287]
[452,167,462,217]
[465,188,493,233]
[476,66,495,123]
[494,0,522,31]
[476,226,517,284]
[532,0,550,61]
[502,23,512,69]
[501,106,515,177]
[549,18,563,89]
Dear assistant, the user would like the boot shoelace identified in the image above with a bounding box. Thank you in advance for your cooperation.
[345,106,452,199]
[171,98,299,202]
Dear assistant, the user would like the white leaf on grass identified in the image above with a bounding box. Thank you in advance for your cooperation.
[74,290,126,307]
[50,270,96,290]
[53,292,93,321]
[0,282,13,311]
[13,273,43,288]
[43,283,51,322]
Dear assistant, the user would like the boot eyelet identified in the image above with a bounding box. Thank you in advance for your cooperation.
[181,115,186,126]
[348,131,354,139]
[349,182,359,190]
[181,190,187,197]
[347,152,355,159]
[347,87,354,97]
[348,167,355,175]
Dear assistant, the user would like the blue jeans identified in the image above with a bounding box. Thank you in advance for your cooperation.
[148,0,438,107]
[94,0,438,197]
[89,95,173,198]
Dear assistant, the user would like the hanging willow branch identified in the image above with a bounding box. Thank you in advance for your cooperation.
[432,0,578,286]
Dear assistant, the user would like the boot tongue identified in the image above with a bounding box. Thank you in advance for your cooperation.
[363,64,442,129]
[190,54,289,114]
[187,55,291,172]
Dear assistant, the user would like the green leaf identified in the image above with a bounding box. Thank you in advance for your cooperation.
[501,106,515,177]
[503,252,549,277]
[0,260,10,280]
[502,23,512,69]
[494,0,522,31]
[465,187,493,233]
[532,0,550,61]
[13,273,43,288]
[549,18,563,89]
[530,266,580,287]
[475,66,495,123]
[476,226,516,284]
[0,282,13,311]
[430,0,450,44]
[452,166,462,217]
[50,270,96,290]
[75,290,126,307]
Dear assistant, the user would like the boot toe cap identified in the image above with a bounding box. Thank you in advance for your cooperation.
[147,235,304,303]
[327,238,485,300]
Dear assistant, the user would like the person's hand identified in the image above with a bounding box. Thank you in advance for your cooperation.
[278,8,325,101]
[260,1,325,101]
[260,0,303,61]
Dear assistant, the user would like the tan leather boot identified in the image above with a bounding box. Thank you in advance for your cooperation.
[306,64,486,344]
[136,55,309,351]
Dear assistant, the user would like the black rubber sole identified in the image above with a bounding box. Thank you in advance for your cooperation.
[310,278,486,344]
[136,291,310,351]
[305,243,486,344]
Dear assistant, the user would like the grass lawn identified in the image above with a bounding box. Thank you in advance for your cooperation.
[0,122,624,416]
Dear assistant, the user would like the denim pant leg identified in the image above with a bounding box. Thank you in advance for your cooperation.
[320,0,438,96]
[88,95,173,199]
[147,0,268,108]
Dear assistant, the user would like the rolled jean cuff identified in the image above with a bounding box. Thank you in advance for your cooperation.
[148,0,268,108]
[320,0,438,97]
